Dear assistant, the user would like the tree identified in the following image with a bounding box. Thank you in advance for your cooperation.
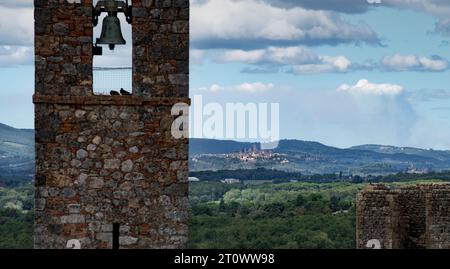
[330,196,340,212]
[295,194,306,207]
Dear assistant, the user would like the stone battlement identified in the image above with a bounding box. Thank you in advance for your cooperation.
[357,183,450,249]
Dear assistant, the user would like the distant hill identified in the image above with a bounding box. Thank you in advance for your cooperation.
[0,123,34,187]
[189,139,450,175]
[189,138,260,155]
[350,144,450,161]
[2,121,450,185]
[0,123,34,153]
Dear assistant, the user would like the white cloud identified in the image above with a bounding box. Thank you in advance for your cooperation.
[0,46,33,67]
[0,4,33,67]
[219,46,352,74]
[191,0,379,49]
[259,0,372,13]
[195,82,275,93]
[0,6,33,46]
[196,84,225,93]
[382,54,448,72]
[220,46,317,65]
[220,50,266,64]
[337,79,403,95]
[241,1,450,38]
[236,82,274,93]
[293,55,351,74]
[218,48,449,74]
[419,56,448,71]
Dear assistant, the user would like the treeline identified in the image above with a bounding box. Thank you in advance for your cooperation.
[0,169,34,188]
[190,168,450,184]
[375,171,450,182]
[190,168,338,183]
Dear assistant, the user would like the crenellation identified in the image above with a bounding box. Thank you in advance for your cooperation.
[357,184,450,249]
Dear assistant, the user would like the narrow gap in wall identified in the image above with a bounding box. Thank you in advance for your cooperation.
[93,0,133,96]
[113,223,120,249]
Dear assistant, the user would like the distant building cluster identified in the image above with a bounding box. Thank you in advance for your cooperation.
[221,178,241,184]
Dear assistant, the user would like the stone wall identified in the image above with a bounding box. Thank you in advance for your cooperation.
[132,0,189,97]
[357,184,450,249]
[34,0,190,249]
[35,0,93,96]
[397,185,426,248]
[425,184,450,248]
[356,185,401,249]
[34,96,189,248]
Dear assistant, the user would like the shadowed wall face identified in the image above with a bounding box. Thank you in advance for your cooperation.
[356,185,401,249]
[34,0,190,249]
[357,184,450,249]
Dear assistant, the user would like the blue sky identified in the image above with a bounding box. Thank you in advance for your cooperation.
[1,0,450,149]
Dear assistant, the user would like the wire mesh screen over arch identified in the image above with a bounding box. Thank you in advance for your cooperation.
[93,67,132,95]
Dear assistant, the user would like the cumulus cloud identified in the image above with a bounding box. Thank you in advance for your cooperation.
[0,46,33,67]
[381,54,449,72]
[219,46,317,65]
[0,4,33,67]
[217,47,450,74]
[236,82,275,93]
[191,0,379,49]
[0,6,33,46]
[258,0,373,13]
[337,79,403,96]
[195,82,275,93]
[196,84,226,93]
[292,55,351,74]
[326,78,417,147]
[246,0,450,37]
[218,46,352,74]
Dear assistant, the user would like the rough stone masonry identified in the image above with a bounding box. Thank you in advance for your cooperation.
[33,0,190,249]
[357,184,450,249]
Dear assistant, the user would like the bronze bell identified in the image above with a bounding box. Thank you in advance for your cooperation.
[97,12,126,50]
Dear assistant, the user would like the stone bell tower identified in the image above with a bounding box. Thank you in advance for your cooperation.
[33,0,189,249]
